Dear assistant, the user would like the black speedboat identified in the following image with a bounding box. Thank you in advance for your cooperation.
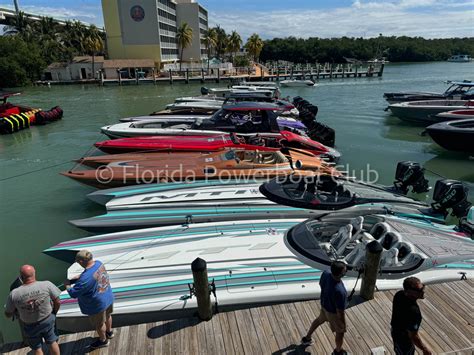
[426,118,474,153]
[384,80,474,104]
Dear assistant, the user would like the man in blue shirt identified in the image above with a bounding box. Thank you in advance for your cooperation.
[301,260,348,355]
[64,250,114,350]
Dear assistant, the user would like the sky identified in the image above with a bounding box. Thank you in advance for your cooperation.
[1,0,473,39]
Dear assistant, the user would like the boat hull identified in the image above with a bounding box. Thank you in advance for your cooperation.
[426,119,474,153]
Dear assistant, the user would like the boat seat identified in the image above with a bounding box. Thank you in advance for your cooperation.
[330,224,353,252]
[380,247,399,267]
[394,241,415,264]
[336,217,366,254]
[370,222,391,240]
[379,231,402,250]
[344,239,375,268]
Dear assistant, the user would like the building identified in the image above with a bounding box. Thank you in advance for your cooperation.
[101,0,208,66]
[44,56,105,81]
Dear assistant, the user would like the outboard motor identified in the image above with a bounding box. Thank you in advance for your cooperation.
[431,179,471,219]
[393,161,429,194]
[200,87,209,95]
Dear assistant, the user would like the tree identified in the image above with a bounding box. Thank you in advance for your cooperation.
[214,25,227,61]
[3,11,34,41]
[245,33,264,62]
[176,23,193,71]
[84,25,104,78]
[227,30,242,64]
[203,28,217,72]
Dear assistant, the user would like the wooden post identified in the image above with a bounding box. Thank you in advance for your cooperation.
[201,68,205,83]
[169,69,173,84]
[329,64,333,78]
[99,69,104,86]
[316,65,320,80]
[135,69,139,85]
[354,65,358,78]
[191,258,213,321]
[117,68,122,85]
[216,68,220,83]
[342,65,345,78]
[378,63,385,77]
[360,241,383,300]
[185,68,189,84]
[290,66,293,79]
[152,68,156,85]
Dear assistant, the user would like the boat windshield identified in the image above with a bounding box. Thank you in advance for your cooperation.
[444,83,474,95]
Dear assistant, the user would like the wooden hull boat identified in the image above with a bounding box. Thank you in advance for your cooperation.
[61,149,341,189]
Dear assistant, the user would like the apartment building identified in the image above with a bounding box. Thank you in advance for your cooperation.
[101,0,208,66]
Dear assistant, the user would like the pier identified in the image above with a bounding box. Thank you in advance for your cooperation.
[1,279,472,354]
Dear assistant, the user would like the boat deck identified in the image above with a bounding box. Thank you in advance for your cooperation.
[1,279,472,354]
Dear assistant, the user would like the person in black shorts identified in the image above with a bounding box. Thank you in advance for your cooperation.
[391,277,432,355]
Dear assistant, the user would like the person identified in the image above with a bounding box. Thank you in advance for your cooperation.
[301,260,348,355]
[64,250,114,350]
[391,277,432,355]
[4,265,61,355]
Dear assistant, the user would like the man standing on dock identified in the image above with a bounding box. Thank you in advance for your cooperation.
[391,277,432,355]
[64,250,114,350]
[301,261,348,355]
[4,265,61,355]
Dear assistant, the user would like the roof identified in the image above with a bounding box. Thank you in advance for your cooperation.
[103,59,155,69]
[222,102,282,111]
[45,62,68,70]
[72,56,105,63]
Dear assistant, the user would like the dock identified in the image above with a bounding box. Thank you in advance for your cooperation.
[2,279,471,354]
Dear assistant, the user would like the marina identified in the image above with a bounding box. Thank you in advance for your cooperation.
[1,61,474,352]
[1,280,472,354]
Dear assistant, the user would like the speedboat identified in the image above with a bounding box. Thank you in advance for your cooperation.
[102,103,308,139]
[426,119,474,153]
[165,101,223,112]
[435,109,474,121]
[94,131,340,162]
[280,80,316,87]
[383,81,474,104]
[70,164,473,233]
[447,55,472,62]
[388,100,473,125]
[62,149,340,189]
[45,207,474,332]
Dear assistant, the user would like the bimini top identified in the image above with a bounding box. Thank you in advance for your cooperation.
[222,102,284,111]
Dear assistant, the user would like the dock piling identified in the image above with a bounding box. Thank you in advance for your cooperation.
[191,257,213,321]
[360,241,383,300]
[169,69,173,84]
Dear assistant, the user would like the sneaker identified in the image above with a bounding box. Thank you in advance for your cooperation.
[301,336,314,346]
[106,330,114,339]
[90,339,109,350]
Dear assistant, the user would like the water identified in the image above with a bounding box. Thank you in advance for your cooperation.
[0,61,473,343]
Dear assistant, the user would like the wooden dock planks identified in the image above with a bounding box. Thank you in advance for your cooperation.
[1,279,472,355]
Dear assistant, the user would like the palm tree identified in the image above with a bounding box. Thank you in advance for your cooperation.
[3,11,33,40]
[203,28,217,72]
[245,33,264,62]
[227,30,242,64]
[214,25,227,61]
[176,23,193,71]
[84,25,104,79]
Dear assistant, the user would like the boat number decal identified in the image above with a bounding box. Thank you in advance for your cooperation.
[205,158,214,162]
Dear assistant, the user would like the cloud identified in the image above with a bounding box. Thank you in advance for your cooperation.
[0,3,103,26]
[210,1,474,40]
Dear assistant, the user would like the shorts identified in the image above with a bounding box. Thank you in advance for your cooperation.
[88,304,113,329]
[316,307,346,333]
[391,329,415,355]
[23,313,58,350]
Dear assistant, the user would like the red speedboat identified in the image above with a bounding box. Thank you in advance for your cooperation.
[94,131,341,162]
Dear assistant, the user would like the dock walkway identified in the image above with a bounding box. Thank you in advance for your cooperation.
[1,280,472,354]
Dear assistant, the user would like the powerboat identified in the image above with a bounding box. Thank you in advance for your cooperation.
[383,81,474,104]
[94,131,340,162]
[61,149,340,189]
[102,103,308,139]
[45,207,474,332]
[447,55,472,63]
[426,119,474,153]
[435,109,474,121]
[388,100,473,125]
[70,163,473,233]
[280,80,316,87]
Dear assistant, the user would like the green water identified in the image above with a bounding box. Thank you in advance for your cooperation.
[0,62,473,343]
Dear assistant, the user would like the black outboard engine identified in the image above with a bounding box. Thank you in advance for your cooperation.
[393,161,429,194]
[200,87,209,95]
[430,179,471,219]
